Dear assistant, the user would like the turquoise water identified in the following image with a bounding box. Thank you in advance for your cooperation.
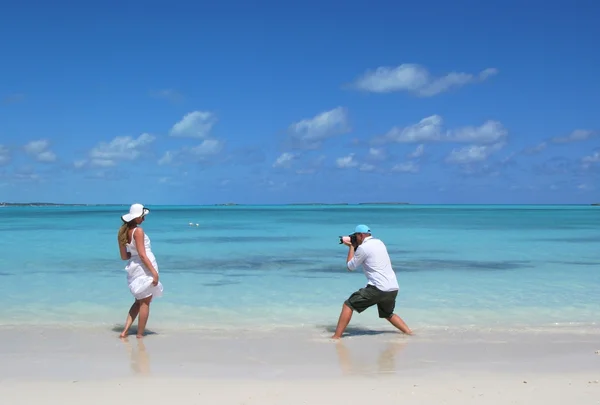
[1,205,599,333]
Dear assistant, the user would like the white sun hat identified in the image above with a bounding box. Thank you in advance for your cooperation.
[121,203,150,222]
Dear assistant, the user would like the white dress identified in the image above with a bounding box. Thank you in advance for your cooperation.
[125,227,164,300]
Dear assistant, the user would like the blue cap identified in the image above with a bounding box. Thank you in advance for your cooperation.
[353,224,371,234]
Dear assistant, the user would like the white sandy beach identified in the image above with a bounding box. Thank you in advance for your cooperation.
[3,372,600,405]
[0,325,598,404]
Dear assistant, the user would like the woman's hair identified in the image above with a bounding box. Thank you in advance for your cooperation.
[118,219,136,246]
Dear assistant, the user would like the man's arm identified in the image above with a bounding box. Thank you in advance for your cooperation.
[347,246,365,271]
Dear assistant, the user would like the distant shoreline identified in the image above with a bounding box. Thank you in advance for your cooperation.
[0,202,123,207]
[1,202,412,207]
[1,202,598,207]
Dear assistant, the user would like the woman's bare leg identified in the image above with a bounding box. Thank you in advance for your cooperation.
[136,296,153,339]
[120,301,140,338]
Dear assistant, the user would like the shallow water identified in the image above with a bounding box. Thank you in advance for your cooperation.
[1,204,599,333]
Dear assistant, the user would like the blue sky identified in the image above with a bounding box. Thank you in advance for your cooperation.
[1,0,599,204]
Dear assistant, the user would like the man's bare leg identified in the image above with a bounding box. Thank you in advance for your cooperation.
[386,313,413,335]
[331,303,353,339]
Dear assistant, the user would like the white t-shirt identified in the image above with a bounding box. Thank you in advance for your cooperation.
[346,236,399,292]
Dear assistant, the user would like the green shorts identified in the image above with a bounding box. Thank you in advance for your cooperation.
[345,284,398,319]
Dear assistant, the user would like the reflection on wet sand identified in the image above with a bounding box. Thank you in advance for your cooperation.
[120,337,151,375]
[334,340,407,376]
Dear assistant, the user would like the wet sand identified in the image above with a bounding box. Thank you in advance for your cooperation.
[0,325,598,404]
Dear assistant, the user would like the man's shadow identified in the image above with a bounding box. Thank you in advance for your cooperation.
[319,324,399,337]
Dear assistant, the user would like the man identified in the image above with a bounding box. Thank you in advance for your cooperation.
[331,224,413,339]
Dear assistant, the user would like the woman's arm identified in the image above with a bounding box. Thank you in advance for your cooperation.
[133,227,159,285]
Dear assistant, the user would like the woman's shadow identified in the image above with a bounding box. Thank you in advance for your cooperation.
[111,324,158,337]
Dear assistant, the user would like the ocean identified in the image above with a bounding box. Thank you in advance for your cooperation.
[1,204,599,335]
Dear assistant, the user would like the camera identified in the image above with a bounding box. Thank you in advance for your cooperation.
[339,233,358,248]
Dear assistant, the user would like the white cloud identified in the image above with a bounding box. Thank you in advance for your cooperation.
[446,142,505,164]
[273,152,296,168]
[170,111,217,138]
[577,183,593,191]
[24,139,57,163]
[0,145,10,165]
[351,64,498,96]
[78,133,155,167]
[35,151,56,162]
[0,165,43,182]
[582,151,600,169]
[360,148,389,171]
[377,115,507,145]
[158,151,175,165]
[158,139,223,166]
[582,151,600,163]
[24,140,48,154]
[188,139,223,157]
[288,107,350,148]
[408,144,424,158]
[12,173,41,182]
[552,129,594,143]
[360,163,376,172]
[524,142,547,154]
[500,151,517,165]
[336,153,358,169]
[368,147,387,161]
[391,161,419,173]
[382,115,442,143]
[522,129,594,155]
[449,120,507,143]
[90,159,116,167]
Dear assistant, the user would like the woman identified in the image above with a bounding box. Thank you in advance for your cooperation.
[117,203,163,338]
